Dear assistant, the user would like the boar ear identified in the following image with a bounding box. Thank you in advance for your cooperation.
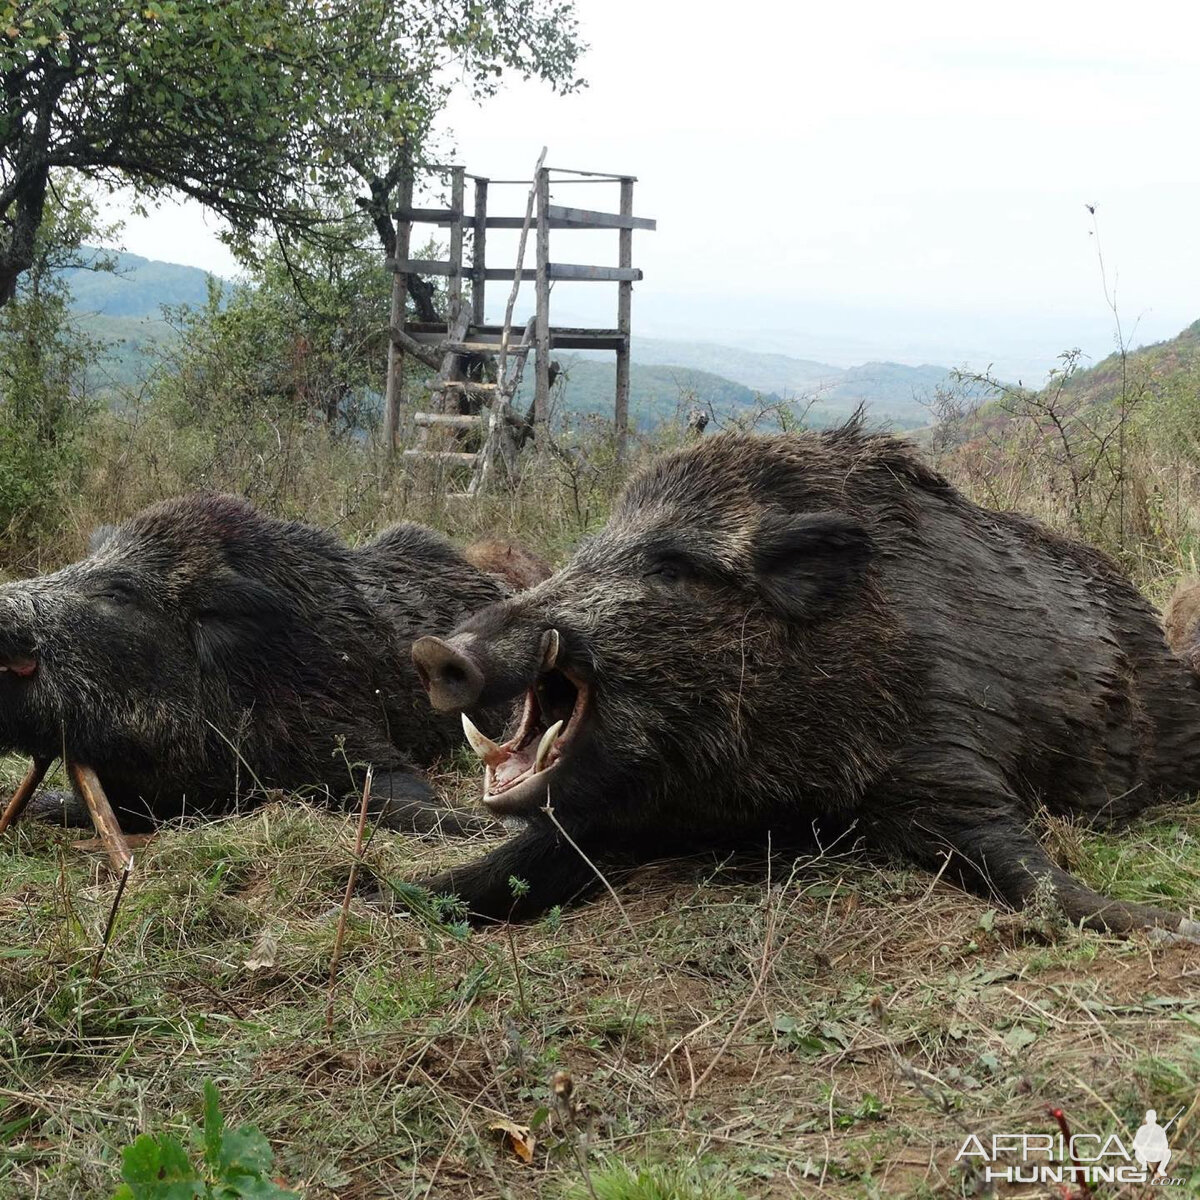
[752,511,872,620]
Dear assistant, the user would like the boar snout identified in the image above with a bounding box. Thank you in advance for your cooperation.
[0,598,40,679]
[412,635,485,711]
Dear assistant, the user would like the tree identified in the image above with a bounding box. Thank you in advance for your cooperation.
[0,177,111,543]
[0,0,584,307]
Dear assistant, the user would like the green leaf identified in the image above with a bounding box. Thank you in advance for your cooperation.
[215,1179,299,1199]
[217,1127,278,1179]
[203,1080,224,1168]
[117,1132,205,1198]
[1003,1025,1039,1053]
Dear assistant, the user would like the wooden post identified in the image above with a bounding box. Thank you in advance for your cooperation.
[383,169,413,460]
[615,177,634,463]
[447,166,465,325]
[472,177,488,327]
[534,166,552,437]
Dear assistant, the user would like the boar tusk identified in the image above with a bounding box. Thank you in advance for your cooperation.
[541,628,560,671]
[0,756,53,833]
[66,762,134,873]
[461,713,506,766]
[534,719,564,773]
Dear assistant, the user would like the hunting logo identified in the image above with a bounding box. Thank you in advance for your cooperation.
[956,1107,1186,1186]
[1133,1110,1175,1177]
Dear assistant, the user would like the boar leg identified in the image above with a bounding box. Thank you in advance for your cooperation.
[947,819,1193,935]
[0,757,53,833]
[417,818,601,922]
[67,762,134,873]
[866,767,1198,937]
[357,769,500,838]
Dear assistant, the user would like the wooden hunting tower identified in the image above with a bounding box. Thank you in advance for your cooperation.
[384,157,655,491]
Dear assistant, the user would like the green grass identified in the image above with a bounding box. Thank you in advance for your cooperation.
[2,782,1199,1199]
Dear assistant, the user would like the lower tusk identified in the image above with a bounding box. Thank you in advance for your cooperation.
[462,713,506,766]
[534,719,564,773]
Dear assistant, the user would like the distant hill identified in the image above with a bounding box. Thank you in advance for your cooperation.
[525,355,932,431]
[821,361,949,412]
[516,357,771,430]
[631,337,835,393]
[629,338,949,426]
[64,247,220,318]
[1058,319,1200,404]
[59,248,949,428]
[59,247,224,389]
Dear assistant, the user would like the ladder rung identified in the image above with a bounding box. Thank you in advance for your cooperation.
[446,341,531,356]
[402,451,480,466]
[413,413,482,429]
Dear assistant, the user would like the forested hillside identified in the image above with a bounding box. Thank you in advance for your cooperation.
[63,248,216,316]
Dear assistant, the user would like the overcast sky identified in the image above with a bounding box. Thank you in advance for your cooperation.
[106,0,1200,378]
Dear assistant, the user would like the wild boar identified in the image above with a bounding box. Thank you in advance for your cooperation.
[1,492,508,832]
[411,424,1200,936]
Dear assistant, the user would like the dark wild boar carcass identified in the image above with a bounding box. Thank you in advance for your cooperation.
[0,493,511,832]
[411,424,1200,936]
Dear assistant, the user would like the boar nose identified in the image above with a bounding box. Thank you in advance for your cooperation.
[411,635,484,712]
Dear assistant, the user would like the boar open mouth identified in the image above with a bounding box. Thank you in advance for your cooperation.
[0,655,38,679]
[461,641,590,815]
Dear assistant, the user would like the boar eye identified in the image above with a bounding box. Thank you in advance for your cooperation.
[645,559,687,584]
[94,581,138,606]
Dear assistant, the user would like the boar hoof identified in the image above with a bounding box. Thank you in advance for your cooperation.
[1148,918,1200,947]
[25,789,92,828]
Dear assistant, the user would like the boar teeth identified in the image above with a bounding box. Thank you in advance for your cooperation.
[534,719,564,773]
[461,713,505,765]
[541,628,560,671]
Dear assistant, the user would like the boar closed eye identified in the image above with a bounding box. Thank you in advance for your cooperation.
[645,560,687,584]
[95,583,138,606]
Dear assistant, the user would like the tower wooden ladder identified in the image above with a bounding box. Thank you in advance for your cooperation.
[386,153,654,490]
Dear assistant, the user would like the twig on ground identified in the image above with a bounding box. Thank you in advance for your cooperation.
[541,799,639,944]
[553,1070,598,1200]
[91,855,134,980]
[689,854,791,1100]
[325,768,372,1035]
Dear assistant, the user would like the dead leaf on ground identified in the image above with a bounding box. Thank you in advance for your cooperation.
[243,930,279,971]
[488,1117,535,1164]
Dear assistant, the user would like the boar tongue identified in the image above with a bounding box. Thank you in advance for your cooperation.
[0,655,37,678]
[489,719,564,790]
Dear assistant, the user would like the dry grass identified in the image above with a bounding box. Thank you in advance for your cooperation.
[2,758,1198,1199]
[9,395,661,578]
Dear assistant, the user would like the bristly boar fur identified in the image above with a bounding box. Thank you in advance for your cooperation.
[0,493,507,831]
[412,423,1200,936]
